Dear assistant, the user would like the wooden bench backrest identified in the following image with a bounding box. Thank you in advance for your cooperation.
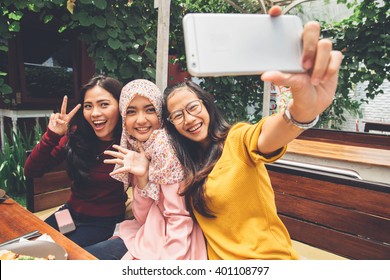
[25,154,72,213]
[299,128,390,150]
[266,163,390,260]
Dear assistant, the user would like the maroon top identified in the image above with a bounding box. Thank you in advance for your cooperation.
[24,128,126,217]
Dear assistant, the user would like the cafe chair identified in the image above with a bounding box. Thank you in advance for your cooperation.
[25,150,71,215]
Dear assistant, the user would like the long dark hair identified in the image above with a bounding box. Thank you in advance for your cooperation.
[162,81,230,218]
[66,75,123,183]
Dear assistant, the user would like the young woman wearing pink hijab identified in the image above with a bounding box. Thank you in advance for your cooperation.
[85,79,207,260]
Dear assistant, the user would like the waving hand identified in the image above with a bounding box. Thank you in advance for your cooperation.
[104,143,149,178]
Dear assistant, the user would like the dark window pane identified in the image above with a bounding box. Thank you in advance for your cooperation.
[22,28,74,99]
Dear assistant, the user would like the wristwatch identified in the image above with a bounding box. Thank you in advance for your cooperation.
[283,107,319,131]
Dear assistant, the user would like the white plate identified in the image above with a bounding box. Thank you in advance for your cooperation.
[0,240,68,260]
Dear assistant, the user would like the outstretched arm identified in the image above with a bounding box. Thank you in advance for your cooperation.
[24,96,81,177]
[257,8,343,155]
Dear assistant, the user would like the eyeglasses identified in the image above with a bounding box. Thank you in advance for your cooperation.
[167,99,203,125]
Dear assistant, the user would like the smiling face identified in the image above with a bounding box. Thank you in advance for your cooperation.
[83,85,120,141]
[125,95,160,142]
[166,88,210,148]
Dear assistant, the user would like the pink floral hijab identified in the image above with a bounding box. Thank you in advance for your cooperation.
[112,79,184,202]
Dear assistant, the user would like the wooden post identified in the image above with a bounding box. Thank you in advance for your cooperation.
[155,0,171,92]
[262,82,271,117]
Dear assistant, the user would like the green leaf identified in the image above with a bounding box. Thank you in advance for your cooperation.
[107,29,118,38]
[0,84,12,94]
[105,59,118,71]
[8,11,23,21]
[126,33,136,41]
[79,14,94,27]
[119,64,134,78]
[96,31,108,40]
[144,67,156,79]
[108,38,122,50]
[94,0,108,10]
[43,15,53,24]
[132,43,140,50]
[94,16,107,28]
[9,22,20,32]
[129,54,142,63]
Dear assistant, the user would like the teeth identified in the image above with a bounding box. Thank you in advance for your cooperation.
[137,127,149,132]
[188,123,201,132]
[93,120,106,125]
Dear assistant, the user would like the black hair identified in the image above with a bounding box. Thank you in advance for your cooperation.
[162,81,230,218]
[66,75,123,183]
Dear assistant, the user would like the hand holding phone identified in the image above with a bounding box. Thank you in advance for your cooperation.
[183,13,304,77]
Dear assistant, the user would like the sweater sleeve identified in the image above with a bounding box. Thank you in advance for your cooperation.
[131,185,155,225]
[24,128,68,178]
[159,182,195,260]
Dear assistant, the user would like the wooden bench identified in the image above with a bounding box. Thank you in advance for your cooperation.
[286,138,390,168]
[25,157,72,214]
[266,162,390,260]
[285,129,390,184]
[298,128,390,150]
[363,121,390,133]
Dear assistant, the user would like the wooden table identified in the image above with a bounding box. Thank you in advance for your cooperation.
[0,198,97,260]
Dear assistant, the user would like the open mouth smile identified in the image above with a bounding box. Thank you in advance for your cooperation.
[188,123,202,133]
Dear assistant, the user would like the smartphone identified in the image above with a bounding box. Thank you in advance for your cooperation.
[183,13,305,77]
[54,209,76,234]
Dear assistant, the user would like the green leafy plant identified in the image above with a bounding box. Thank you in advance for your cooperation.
[321,0,389,128]
[67,0,159,82]
[0,121,43,201]
[0,0,388,125]
[0,0,159,101]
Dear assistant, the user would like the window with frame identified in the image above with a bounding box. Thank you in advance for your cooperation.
[20,25,77,101]
[3,12,94,109]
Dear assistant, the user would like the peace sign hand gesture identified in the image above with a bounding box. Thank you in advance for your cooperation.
[48,95,81,136]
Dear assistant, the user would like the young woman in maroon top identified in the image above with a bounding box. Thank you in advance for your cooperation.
[24,75,127,247]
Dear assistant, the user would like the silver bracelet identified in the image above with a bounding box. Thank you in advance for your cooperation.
[283,106,319,131]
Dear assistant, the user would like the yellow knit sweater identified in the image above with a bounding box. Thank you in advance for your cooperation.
[194,119,299,260]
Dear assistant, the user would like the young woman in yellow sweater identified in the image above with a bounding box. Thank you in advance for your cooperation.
[161,7,343,259]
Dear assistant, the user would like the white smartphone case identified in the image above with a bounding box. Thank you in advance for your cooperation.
[183,13,305,77]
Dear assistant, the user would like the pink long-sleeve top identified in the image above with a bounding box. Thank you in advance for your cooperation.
[114,129,207,260]
[118,181,207,260]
